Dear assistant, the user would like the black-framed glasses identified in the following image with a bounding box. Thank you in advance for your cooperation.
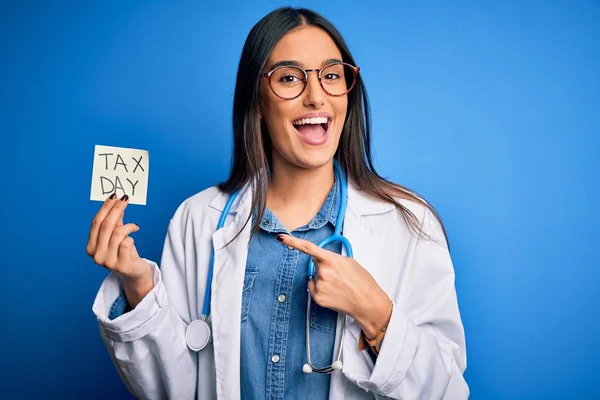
[261,62,360,100]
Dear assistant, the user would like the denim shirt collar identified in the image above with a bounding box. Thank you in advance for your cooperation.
[258,178,340,234]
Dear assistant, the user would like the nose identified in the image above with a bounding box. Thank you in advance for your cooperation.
[303,70,325,108]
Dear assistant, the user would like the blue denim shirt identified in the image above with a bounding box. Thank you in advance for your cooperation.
[108,180,341,399]
[240,180,341,399]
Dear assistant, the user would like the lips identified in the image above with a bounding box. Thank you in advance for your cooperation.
[291,114,332,146]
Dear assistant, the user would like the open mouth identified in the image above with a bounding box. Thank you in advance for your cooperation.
[291,116,331,145]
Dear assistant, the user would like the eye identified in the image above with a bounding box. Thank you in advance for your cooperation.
[323,72,341,81]
[279,74,304,84]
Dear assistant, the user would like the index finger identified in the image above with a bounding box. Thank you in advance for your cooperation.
[276,234,328,261]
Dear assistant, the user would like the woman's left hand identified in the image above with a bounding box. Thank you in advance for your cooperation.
[277,234,392,338]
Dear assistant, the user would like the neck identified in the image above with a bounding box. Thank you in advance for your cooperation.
[266,157,335,231]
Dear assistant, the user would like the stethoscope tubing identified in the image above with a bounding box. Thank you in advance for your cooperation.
[194,160,351,374]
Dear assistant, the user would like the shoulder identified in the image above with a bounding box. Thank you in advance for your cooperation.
[348,183,429,222]
[349,184,444,242]
[169,185,224,227]
[397,196,446,242]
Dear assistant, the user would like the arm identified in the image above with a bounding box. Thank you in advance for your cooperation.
[350,209,469,399]
[92,216,198,400]
[277,207,469,399]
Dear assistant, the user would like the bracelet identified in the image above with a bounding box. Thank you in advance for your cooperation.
[358,325,387,355]
[358,300,393,355]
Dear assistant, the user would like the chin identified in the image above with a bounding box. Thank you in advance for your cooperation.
[271,125,342,170]
[290,149,338,171]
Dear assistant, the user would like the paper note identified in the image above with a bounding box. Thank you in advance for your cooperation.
[90,145,149,205]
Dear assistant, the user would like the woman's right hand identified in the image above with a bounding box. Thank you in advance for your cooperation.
[87,193,153,308]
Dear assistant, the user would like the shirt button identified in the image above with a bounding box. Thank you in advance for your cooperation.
[262,219,270,226]
[287,245,294,250]
[271,354,280,363]
[277,294,286,303]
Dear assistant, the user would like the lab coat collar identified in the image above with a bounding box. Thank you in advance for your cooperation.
[346,181,395,216]
[208,182,254,216]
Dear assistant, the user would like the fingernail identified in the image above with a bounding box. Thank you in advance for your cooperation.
[120,194,129,201]
[276,234,284,242]
[109,193,117,200]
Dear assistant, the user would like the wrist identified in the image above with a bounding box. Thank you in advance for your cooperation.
[120,268,153,309]
[355,291,393,339]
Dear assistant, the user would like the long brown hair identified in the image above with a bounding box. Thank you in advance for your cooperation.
[218,7,447,243]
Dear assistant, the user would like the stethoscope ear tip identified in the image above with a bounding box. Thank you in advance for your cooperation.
[332,361,343,370]
[302,364,313,374]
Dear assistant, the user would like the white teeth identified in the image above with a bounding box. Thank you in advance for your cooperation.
[292,116,329,126]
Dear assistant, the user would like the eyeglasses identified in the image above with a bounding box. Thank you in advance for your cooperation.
[261,62,360,100]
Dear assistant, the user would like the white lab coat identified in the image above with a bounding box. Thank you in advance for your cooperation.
[92,183,469,399]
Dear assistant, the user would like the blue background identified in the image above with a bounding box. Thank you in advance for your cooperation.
[1,1,598,399]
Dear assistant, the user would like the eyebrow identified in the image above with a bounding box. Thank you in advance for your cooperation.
[268,58,343,70]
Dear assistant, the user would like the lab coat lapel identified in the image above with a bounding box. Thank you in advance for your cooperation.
[343,184,392,297]
[344,205,391,336]
[340,199,389,338]
[210,186,253,399]
[342,208,388,285]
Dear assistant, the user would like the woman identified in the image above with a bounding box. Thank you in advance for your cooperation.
[88,7,468,400]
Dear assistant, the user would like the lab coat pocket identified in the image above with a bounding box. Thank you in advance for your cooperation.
[240,264,259,322]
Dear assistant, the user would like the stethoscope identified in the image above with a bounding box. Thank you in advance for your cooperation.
[185,160,352,375]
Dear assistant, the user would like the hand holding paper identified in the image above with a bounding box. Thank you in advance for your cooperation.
[86,193,153,308]
[87,145,153,308]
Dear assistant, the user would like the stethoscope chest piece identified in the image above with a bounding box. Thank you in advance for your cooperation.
[186,319,212,352]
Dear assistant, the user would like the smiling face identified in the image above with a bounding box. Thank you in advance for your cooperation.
[259,25,348,171]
